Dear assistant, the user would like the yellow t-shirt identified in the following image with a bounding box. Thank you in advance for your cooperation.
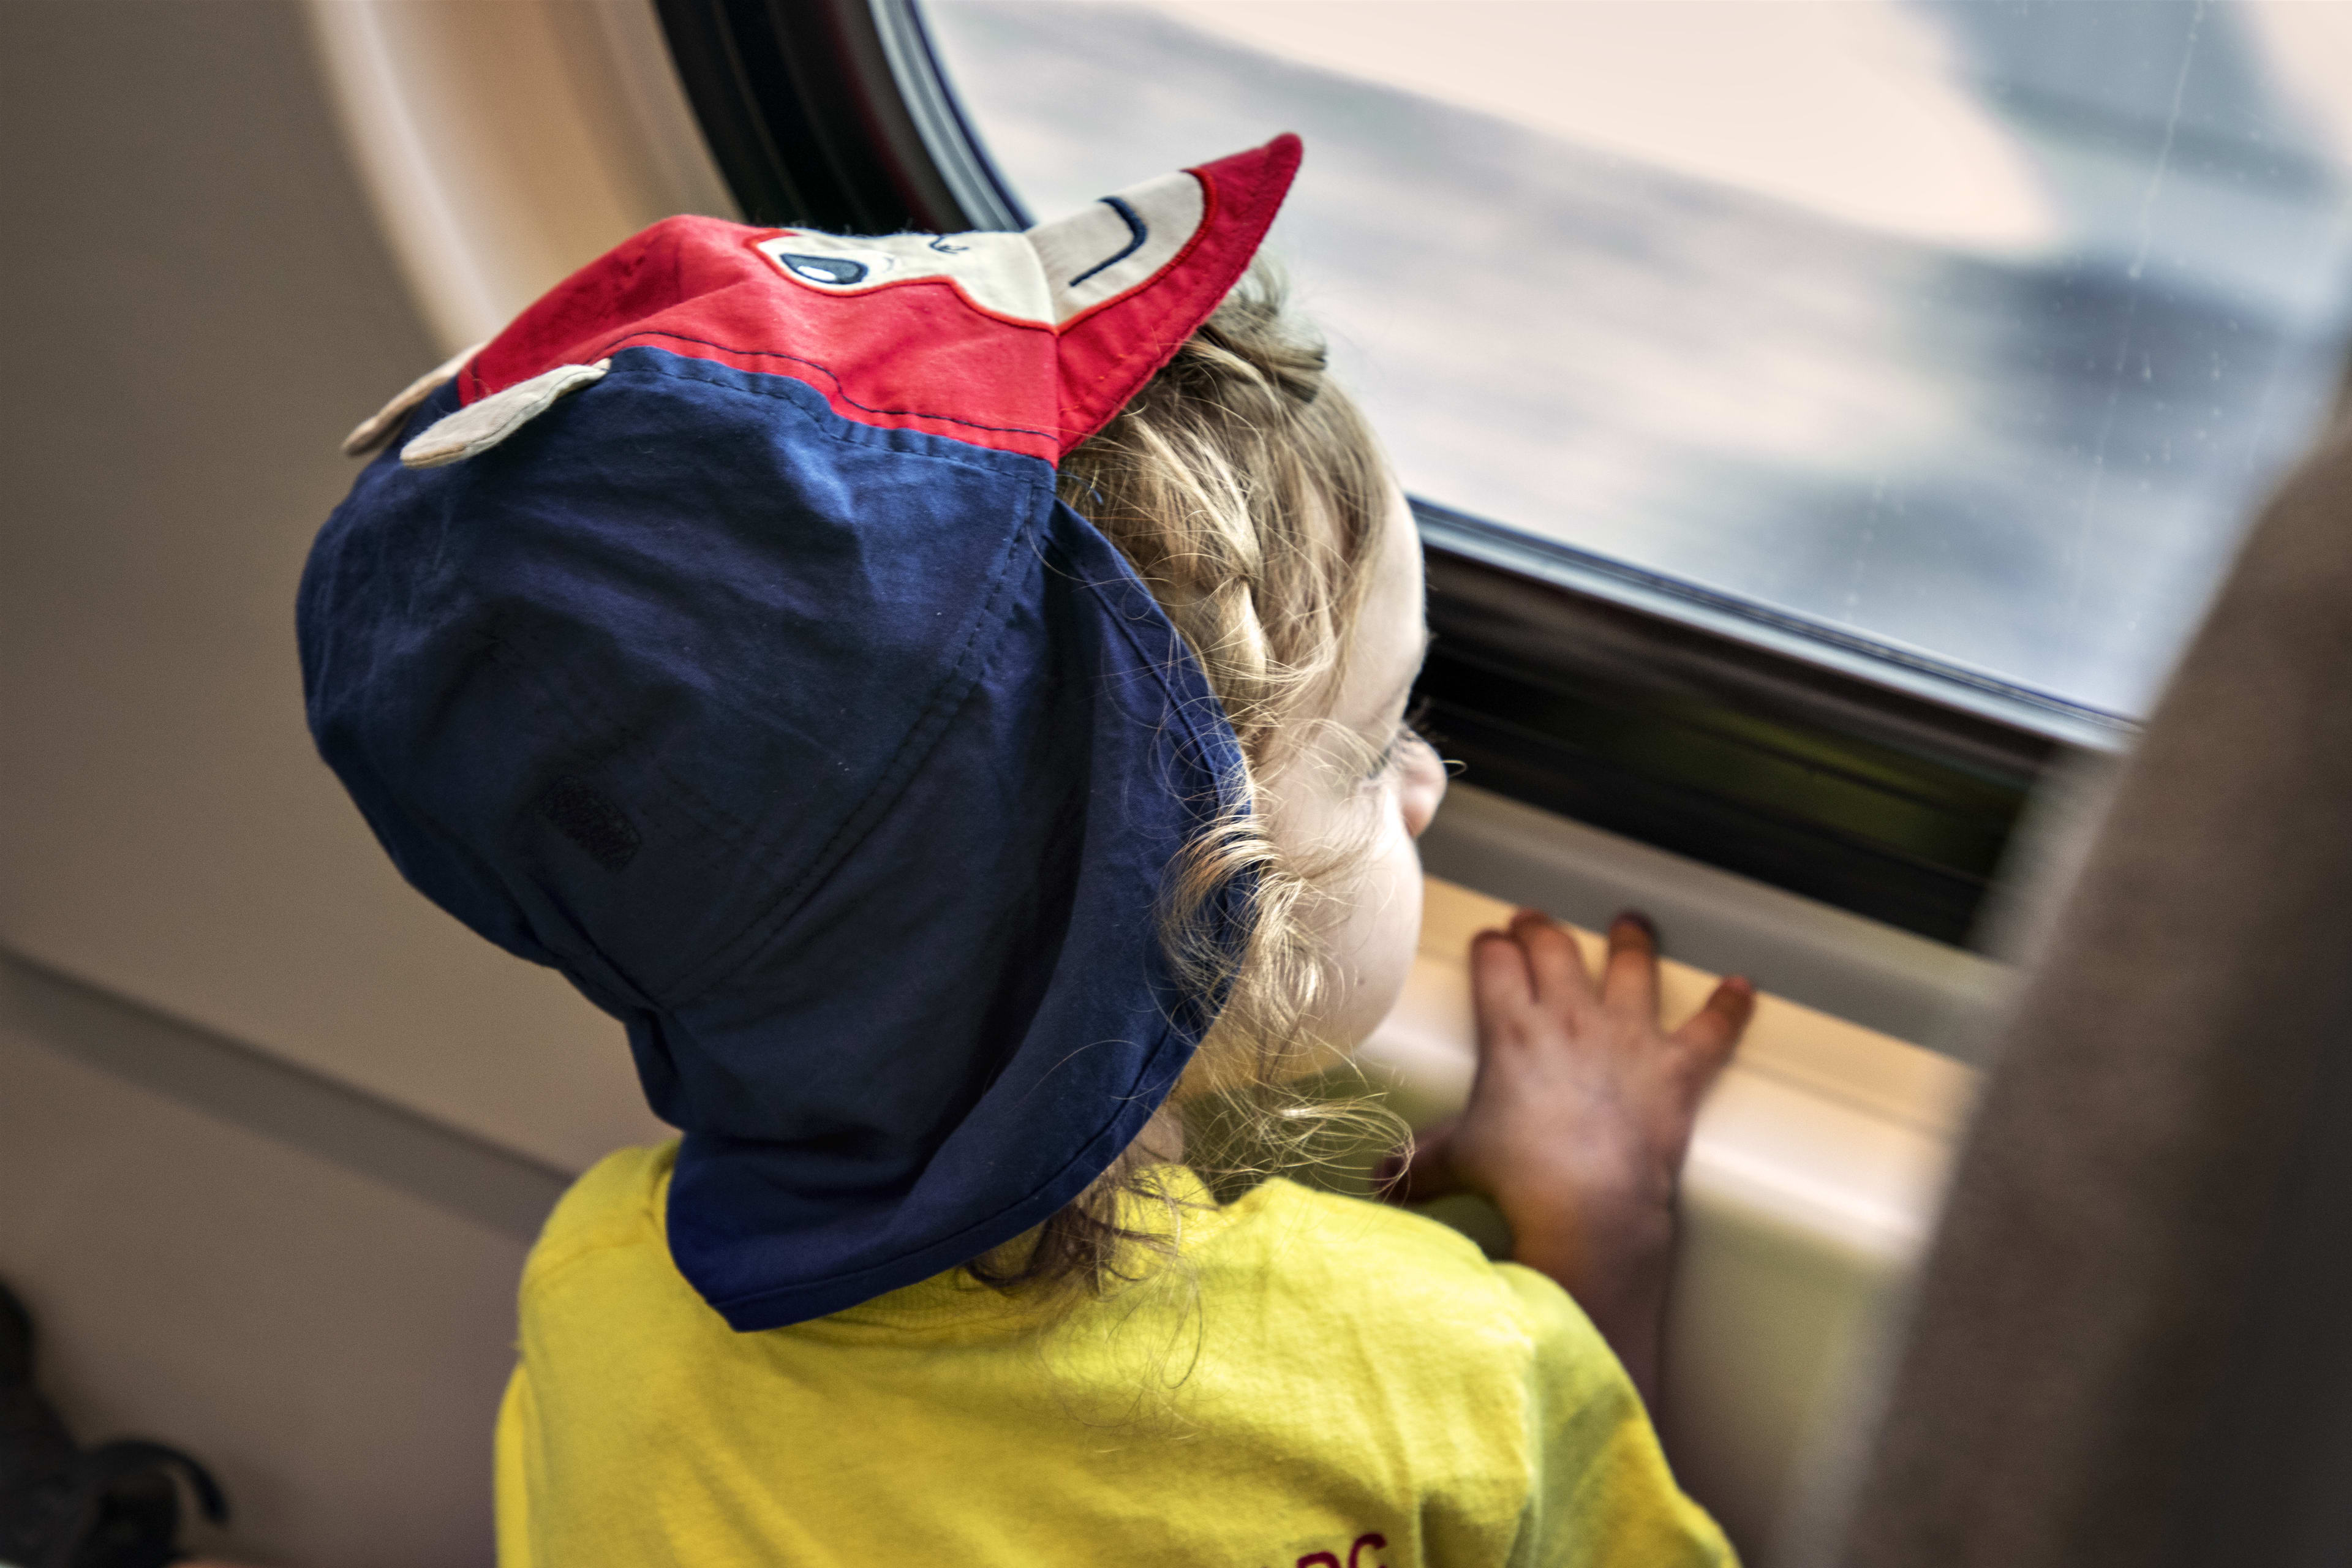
[496,1144,1733,1568]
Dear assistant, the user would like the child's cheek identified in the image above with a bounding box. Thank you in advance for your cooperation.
[1319,827,1428,1055]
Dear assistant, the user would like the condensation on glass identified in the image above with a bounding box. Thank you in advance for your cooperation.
[923,0,2352,718]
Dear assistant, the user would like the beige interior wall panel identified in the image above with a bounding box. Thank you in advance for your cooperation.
[0,1,665,1172]
[0,1015,527,1568]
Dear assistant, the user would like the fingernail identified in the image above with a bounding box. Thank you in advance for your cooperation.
[1615,910,1657,940]
[1725,974,1755,995]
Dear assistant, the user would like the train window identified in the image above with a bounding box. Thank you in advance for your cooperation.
[919,0,2352,722]
[652,0,2352,943]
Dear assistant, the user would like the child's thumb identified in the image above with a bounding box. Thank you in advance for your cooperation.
[1373,1120,1465,1207]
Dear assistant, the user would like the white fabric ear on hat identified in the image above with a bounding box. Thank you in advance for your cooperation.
[1026,170,1208,325]
[401,360,612,470]
[342,341,488,457]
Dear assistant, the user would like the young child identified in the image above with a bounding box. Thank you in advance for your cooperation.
[303,135,1753,1566]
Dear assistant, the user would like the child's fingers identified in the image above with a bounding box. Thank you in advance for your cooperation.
[1673,975,1756,1068]
[1469,927,1534,1016]
[1508,908,1592,1008]
[1373,1120,1464,1206]
[1600,911,1660,1017]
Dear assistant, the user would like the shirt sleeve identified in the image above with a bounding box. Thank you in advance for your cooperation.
[1493,1262,1739,1568]
[494,1362,539,1568]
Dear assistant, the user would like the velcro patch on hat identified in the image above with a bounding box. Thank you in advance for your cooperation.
[401,359,611,469]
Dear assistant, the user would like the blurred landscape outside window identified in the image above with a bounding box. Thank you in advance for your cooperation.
[922,0,2352,718]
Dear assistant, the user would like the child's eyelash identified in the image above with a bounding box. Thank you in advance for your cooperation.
[1362,703,1433,781]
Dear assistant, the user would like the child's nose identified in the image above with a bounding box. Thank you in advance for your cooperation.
[1401,739,1447,839]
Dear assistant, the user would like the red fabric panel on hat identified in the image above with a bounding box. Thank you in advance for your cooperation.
[460,216,1063,462]
[1049,134,1303,458]
[451,133,1300,466]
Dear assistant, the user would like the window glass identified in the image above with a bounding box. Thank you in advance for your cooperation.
[922,0,2352,717]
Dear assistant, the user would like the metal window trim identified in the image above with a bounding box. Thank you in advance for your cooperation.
[652,0,1005,233]
[1415,500,2135,756]
[870,0,1029,232]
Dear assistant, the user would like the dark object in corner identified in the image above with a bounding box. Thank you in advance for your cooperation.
[0,1280,228,1568]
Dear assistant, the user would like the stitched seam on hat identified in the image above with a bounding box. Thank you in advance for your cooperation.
[464,360,1052,885]
[1074,538,1243,790]
[663,529,1025,1003]
[597,332,1062,445]
[669,513,1031,998]
[462,358,1047,1004]
[619,355,1054,485]
[466,633,787,1009]
[454,371,1035,870]
[613,358,1055,917]
[659,468,1052,1008]
[402,425,764,860]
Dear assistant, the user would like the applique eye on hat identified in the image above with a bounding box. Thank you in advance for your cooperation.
[298,136,1301,1331]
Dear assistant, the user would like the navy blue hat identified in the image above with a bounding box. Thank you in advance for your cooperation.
[300,137,1302,1329]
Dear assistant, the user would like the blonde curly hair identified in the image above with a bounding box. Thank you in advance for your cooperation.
[967,258,1406,1298]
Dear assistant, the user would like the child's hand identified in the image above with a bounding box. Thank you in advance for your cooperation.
[1378,908,1752,1407]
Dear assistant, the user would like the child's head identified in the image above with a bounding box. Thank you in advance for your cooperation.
[301,135,1433,1324]
[991,263,1446,1292]
[1067,262,1446,1069]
